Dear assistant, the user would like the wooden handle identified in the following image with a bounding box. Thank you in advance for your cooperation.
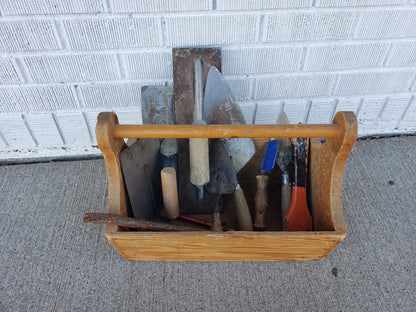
[234,185,253,231]
[211,212,223,232]
[113,124,341,139]
[83,213,203,231]
[189,120,210,187]
[161,167,179,219]
[254,175,268,230]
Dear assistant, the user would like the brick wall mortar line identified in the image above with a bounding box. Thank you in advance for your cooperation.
[73,85,85,109]
[407,73,416,91]
[11,57,31,83]
[248,78,256,100]
[3,38,416,57]
[21,114,39,146]
[330,99,338,121]
[0,129,9,147]
[377,97,390,122]
[53,20,69,50]
[160,17,167,47]
[2,6,416,20]
[397,96,414,127]
[256,15,265,43]
[115,54,125,79]
[351,11,362,39]
[51,113,67,145]
[304,100,312,124]
[355,98,364,118]
[82,111,94,144]
[382,43,395,66]
[2,67,416,88]
[330,74,340,96]
[299,47,308,71]
[104,0,112,13]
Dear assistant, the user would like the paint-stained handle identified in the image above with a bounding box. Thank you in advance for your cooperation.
[161,167,179,219]
[254,175,268,230]
[283,138,312,231]
[281,173,291,219]
[234,184,253,231]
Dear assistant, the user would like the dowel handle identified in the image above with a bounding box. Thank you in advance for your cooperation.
[161,167,179,220]
[254,175,269,230]
[113,124,340,139]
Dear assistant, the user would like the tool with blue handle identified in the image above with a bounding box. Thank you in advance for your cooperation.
[254,140,279,230]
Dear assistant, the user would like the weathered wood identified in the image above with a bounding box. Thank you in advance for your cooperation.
[113,124,341,139]
[309,111,357,232]
[95,112,128,234]
[161,167,179,219]
[96,111,358,261]
[106,231,344,261]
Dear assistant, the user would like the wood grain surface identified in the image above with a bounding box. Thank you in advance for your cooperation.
[96,111,358,261]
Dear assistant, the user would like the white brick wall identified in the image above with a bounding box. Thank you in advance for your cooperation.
[0,1,415,160]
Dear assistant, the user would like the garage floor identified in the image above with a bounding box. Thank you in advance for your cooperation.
[1,136,415,311]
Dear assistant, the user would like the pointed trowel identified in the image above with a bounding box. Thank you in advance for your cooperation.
[204,66,256,230]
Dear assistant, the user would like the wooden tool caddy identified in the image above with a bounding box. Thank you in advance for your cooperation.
[96,111,357,261]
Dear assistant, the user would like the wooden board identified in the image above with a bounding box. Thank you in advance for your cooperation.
[96,111,357,261]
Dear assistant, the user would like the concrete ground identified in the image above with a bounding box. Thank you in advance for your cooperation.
[1,136,415,312]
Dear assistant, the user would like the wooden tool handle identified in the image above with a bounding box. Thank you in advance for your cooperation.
[161,167,179,219]
[234,184,253,231]
[83,213,203,231]
[189,121,210,187]
[281,173,291,219]
[254,175,268,230]
[211,212,223,232]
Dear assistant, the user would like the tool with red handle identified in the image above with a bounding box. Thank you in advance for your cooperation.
[283,137,312,231]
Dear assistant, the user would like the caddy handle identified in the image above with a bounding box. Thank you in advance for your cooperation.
[113,124,340,139]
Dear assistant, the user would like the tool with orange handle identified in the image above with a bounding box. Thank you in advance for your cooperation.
[283,137,312,231]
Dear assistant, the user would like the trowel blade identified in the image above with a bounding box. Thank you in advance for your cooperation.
[204,66,255,173]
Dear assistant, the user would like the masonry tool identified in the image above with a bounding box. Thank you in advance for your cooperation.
[83,213,203,231]
[206,139,238,231]
[253,141,278,230]
[283,137,313,231]
[120,138,161,220]
[172,48,221,214]
[204,66,255,230]
[189,59,210,200]
[275,112,292,221]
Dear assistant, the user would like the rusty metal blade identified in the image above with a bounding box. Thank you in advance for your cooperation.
[83,213,204,231]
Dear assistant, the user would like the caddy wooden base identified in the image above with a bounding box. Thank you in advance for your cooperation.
[95,111,357,261]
